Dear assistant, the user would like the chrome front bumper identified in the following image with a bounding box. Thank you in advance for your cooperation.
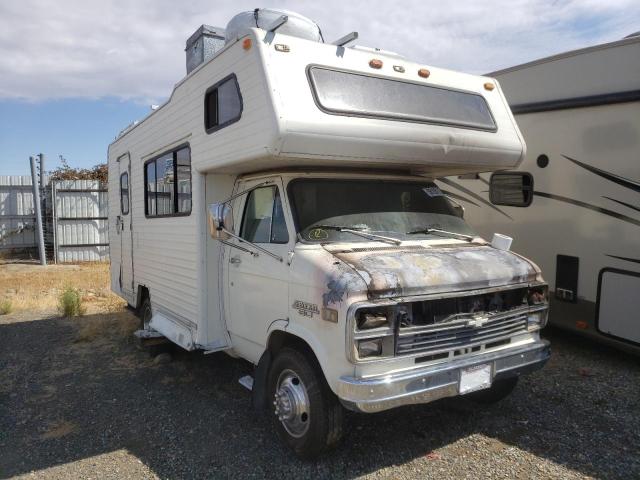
[336,340,550,413]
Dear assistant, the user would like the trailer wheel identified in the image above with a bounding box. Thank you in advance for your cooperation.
[466,376,518,404]
[268,348,343,459]
[138,297,153,331]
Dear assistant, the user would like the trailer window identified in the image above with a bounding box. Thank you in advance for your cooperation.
[308,67,496,131]
[120,172,129,215]
[240,186,288,244]
[144,145,192,217]
[204,74,242,133]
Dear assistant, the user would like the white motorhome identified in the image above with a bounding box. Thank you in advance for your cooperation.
[108,9,550,458]
[445,34,640,354]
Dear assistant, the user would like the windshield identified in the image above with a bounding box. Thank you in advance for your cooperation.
[288,179,477,243]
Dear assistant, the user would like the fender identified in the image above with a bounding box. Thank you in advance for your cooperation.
[251,322,342,411]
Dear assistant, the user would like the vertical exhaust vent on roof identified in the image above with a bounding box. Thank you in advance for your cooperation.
[185,25,226,75]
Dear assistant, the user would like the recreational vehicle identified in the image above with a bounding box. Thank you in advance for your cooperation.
[108,9,550,457]
[444,34,640,354]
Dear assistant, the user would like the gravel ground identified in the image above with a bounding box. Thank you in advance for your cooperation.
[1,310,639,479]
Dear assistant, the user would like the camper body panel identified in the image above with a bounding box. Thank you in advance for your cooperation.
[449,36,640,351]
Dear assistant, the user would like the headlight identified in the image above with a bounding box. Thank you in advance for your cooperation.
[527,308,549,331]
[357,338,384,358]
[528,284,548,306]
[357,310,389,329]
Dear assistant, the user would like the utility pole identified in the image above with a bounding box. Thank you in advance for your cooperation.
[38,153,46,189]
[29,156,46,266]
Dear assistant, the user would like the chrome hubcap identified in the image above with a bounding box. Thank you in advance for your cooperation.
[273,369,310,438]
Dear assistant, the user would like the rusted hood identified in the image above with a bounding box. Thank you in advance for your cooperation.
[324,244,537,299]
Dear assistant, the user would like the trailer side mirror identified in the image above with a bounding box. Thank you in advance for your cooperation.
[489,172,534,207]
[208,202,234,240]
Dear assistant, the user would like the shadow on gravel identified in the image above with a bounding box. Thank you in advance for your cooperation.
[1,315,639,479]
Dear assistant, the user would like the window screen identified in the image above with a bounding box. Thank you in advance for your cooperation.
[240,186,289,244]
[120,172,129,215]
[205,74,242,133]
[308,67,496,131]
[144,146,192,217]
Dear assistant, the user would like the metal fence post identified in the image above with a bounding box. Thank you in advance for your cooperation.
[29,156,46,266]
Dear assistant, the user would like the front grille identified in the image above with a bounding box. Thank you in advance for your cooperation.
[396,311,528,356]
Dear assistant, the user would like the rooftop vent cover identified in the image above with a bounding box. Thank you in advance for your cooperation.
[225,8,322,45]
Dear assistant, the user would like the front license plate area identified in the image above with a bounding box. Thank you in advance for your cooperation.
[459,363,492,394]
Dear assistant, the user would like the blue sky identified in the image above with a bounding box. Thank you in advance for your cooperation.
[0,98,149,174]
[0,0,639,176]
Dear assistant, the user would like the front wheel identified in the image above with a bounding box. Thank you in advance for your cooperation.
[268,348,343,459]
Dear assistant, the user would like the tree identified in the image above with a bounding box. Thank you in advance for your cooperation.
[49,157,107,183]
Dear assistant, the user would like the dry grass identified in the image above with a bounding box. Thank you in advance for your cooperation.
[0,262,126,315]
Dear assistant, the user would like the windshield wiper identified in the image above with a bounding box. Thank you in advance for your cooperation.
[309,225,402,245]
[406,227,475,242]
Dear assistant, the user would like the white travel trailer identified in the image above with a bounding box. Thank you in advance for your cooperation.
[108,9,551,457]
[444,34,640,354]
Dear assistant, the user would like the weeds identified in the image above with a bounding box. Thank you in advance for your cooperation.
[74,313,139,343]
[58,286,86,317]
[0,299,12,315]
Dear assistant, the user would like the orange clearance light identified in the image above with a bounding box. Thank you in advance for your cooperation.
[418,68,430,78]
[243,38,252,50]
[369,59,383,69]
[576,320,589,330]
[484,82,495,91]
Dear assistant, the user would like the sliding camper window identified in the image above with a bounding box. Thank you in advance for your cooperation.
[144,145,192,217]
[204,74,243,134]
[307,66,496,131]
[239,186,289,244]
[120,172,129,215]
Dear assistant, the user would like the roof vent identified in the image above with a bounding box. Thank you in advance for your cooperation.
[185,25,225,74]
[225,8,322,45]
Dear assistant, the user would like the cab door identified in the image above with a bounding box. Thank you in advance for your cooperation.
[225,178,294,351]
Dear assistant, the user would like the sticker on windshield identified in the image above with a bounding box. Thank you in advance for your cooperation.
[423,186,443,197]
[308,228,329,241]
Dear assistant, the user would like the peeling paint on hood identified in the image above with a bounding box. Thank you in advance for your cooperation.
[322,244,537,299]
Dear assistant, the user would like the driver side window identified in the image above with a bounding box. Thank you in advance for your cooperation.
[240,186,289,244]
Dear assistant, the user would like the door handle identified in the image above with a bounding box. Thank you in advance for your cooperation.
[230,256,242,265]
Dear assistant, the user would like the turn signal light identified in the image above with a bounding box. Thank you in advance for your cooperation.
[243,38,252,50]
[418,68,430,78]
[369,59,383,69]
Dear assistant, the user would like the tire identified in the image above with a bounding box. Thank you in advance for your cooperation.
[268,347,343,459]
[136,297,170,356]
[138,297,153,331]
[466,376,518,404]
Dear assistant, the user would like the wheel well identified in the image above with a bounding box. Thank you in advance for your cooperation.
[252,330,323,412]
[135,285,149,310]
[267,330,314,356]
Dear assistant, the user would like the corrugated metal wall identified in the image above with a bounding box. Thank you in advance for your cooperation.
[0,176,36,250]
[53,180,109,262]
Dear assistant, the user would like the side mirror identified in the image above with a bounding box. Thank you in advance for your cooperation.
[489,171,534,207]
[208,202,234,240]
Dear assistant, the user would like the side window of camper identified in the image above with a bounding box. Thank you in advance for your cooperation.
[120,172,129,215]
[204,74,242,133]
[144,145,192,217]
[240,186,289,244]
